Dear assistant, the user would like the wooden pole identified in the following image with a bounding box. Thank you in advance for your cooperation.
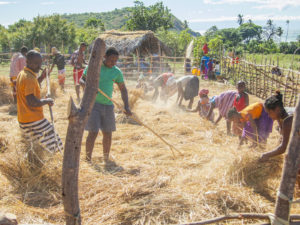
[136,49,140,75]
[180,213,300,225]
[274,96,300,223]
[62,38,106,225]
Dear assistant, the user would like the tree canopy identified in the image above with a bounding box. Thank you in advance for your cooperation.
[126,1,173,32]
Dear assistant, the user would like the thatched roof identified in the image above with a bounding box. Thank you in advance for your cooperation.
[99,30,171,56]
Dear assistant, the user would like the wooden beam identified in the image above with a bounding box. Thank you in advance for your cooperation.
[274,96,300,222]
[62,38,106,225]
[180,214,300,225]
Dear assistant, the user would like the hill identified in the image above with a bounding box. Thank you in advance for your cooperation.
[61,7,200,36]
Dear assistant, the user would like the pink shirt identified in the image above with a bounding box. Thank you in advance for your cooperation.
[9,53,26,78]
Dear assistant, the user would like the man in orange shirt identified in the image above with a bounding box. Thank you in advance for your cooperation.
[16,50,63,152]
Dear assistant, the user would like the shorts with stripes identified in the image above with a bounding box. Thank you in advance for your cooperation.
[19,118,63,153]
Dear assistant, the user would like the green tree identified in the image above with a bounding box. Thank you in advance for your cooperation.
[204,25,218,39]
[276,26,283,42]
[126,1,173,31]
[237,14,244,26]
[238,22,262,43]
[285,20,289,42]
[263,19,278,41]
[218,28,242,47]
[85,17,105,31]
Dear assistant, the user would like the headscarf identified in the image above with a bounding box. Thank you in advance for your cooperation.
[199,89,209,97]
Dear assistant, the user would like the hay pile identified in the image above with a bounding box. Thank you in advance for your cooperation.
[0,77,13,105]
[0,80,299,224]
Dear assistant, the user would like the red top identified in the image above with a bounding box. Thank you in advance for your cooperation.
[233,93,246,112]
[202,44,208,54]
[162,73,173,85]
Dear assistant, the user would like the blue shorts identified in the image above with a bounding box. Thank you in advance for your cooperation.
[85,103,116,132]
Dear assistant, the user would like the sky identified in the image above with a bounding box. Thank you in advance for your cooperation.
[0,0,300,41]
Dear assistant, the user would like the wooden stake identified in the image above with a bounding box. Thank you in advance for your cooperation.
[62,38,106,225]
[274,96,300,222]
[180,213,300,225]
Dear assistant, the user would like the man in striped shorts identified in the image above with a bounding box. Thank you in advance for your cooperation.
[16,50,63,153]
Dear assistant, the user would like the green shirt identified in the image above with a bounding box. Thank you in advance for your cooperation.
[83,64,124,105]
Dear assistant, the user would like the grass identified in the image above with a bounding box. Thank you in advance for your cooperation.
[0,75,299,224]
[245,53,300,70]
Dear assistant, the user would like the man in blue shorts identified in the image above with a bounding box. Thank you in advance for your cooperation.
[81,47,131,163]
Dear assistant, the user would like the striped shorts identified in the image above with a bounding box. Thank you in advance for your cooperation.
[19,118,63,153]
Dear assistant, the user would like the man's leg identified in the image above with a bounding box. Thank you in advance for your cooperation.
[86,131,98,161]
[226,120,232,135]
[188,97,194,109]
[75,85,80,100]
[102,131,112,162]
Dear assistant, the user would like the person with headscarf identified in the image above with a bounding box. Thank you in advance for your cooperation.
[188,89,214,121]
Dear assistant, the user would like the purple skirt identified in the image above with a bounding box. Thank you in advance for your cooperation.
[242,108,273,143]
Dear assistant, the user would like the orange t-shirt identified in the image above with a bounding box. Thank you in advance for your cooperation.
[240,102,263,122]
[16,67,44,123]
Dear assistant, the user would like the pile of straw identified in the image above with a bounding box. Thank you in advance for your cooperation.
[0,77,13,105]
[0,80,299,224]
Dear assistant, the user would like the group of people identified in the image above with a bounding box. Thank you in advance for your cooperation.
[10,45,131,165]
[9,44,299,188]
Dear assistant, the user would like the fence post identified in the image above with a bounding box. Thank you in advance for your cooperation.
[273,96,300,223]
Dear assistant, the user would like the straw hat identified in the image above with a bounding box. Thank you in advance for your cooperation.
[51,47,58,55]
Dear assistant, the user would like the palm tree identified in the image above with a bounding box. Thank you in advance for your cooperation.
[277,27,283,42]
[285,20,290,42]
[237,14,244,26]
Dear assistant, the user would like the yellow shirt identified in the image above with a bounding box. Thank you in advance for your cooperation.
[16,67,44,123]
[240,102,263,122]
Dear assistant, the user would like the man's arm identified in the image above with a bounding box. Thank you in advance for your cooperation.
[206,102,215,120]
[188,101,200,112]
[37,68,47,84]
[116,82,132,116]
[244,93,249,106]
[26,94,53,107]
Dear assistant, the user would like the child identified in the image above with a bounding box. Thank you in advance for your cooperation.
[190,89,214,121]
[232,81,249,138]
[259,91,299,188]
[206,90,237,134]
[227,102,273,148]
[233,81,249,111]
[214,61,221,78]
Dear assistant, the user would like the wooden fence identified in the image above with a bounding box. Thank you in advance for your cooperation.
[1,51,299,106]
[221,56,300,107]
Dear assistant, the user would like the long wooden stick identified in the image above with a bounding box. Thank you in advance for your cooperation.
[180,213,300,225]
[97,88,182,157]
[45,60,62,153]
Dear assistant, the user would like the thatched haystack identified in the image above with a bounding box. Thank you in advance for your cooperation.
[99,30,171,56]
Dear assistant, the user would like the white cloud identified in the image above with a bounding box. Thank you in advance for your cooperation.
[188,14,300,23]
[40,1,55,5]
[0,1,16,5]
[203,0,300,11]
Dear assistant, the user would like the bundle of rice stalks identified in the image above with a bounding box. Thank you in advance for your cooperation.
[0,136,62,210]
[115,88,143,124]
[0,77,13,105]
[0,137,9,153]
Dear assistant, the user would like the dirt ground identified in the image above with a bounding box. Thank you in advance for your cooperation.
[0,77,299,225]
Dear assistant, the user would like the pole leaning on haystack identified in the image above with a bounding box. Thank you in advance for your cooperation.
[273,95,300,224]
[62,38,106,225]
[97,88,182,157]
